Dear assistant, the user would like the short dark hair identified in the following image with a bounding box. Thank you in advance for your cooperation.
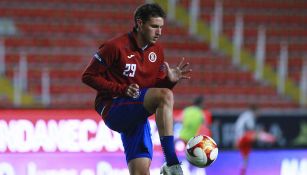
[134,3,166,27]
[193,96,204,106]
[249,104,258,111]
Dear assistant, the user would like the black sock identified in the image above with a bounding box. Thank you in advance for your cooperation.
[160,136,180,166]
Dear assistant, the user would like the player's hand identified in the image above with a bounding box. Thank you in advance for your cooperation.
[125,83,140,98]
[164,57,192,83]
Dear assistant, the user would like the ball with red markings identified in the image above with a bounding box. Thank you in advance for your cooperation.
[185,135,218,167]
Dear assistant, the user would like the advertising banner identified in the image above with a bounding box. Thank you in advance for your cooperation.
[1,109,307,175]
[211,113,307,149]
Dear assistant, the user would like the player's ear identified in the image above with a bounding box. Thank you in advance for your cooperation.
[136,18,143,30]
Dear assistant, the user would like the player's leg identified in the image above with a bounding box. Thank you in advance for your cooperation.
[121,119,153,175]
[143,88,174,136]
[143,88,183,175]
[237,131,255,175]
[128,158,151,175]
[101,89,153,174]
[256,130,276,143]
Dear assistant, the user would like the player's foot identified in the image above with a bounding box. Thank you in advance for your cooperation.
[160,162,183,175]
[257,131,276,143]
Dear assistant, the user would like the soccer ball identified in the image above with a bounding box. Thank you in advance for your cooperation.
[185,135,218,167]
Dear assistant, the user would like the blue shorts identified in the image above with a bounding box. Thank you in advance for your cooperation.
[97,88,153,163]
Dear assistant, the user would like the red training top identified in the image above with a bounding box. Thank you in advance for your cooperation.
[82,31,175,117]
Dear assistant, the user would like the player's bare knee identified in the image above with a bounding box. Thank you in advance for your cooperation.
[157,88,174,106]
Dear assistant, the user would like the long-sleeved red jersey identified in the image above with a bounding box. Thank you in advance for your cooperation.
[82,31,175,117]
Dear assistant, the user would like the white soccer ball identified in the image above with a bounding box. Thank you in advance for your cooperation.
[185,135,218,167]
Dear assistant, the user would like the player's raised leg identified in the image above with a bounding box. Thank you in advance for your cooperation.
[143,88,183,175]
[144,88,174,136]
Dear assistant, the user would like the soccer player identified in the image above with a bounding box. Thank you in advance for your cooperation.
[179,96,211,145]
[234,104,275,175]
[82,3,191,175]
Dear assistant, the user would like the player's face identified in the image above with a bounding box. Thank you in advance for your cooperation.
[139,17,164,44]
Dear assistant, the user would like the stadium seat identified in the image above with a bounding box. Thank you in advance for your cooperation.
[1,0,304,110]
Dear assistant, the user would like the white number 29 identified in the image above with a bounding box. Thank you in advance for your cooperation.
[123,64,136,77]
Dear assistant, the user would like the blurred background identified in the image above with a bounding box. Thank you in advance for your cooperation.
[0,0,306,175]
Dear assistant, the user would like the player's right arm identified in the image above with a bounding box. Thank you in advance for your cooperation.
[81,43,128,96]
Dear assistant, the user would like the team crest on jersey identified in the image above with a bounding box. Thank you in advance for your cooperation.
[148,52,157,62]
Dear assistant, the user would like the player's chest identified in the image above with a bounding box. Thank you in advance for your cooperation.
[117,50,161,78]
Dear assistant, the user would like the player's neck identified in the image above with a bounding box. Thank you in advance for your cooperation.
[136,32,149,49]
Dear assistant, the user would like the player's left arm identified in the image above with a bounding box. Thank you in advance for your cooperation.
[164,57,192,83]
[155,44,191,88]
[155,63,176,88]
[155,57,191,88]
